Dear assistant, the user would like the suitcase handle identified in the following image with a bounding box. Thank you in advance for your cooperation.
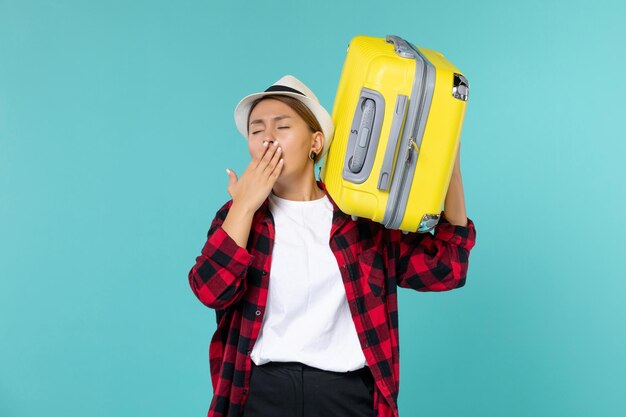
[377,94,409,191]
[386,35,417,59]
[343,88,385,184]
[348,99,376,173]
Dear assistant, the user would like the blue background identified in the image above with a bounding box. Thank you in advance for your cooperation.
[1,0,624,416]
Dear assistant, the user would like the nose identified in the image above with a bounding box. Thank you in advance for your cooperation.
[263,135,277,145]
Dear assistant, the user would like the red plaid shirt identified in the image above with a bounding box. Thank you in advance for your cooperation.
[188,180,476,417]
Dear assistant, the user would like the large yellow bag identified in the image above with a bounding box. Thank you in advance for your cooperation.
[320,35,469,232]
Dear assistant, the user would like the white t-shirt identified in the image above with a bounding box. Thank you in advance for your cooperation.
[250,191,367,372]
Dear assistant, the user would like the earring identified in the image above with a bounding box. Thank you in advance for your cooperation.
[309,151,317,161]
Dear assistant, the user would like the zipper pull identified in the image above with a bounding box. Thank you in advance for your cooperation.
[406,138,418,163]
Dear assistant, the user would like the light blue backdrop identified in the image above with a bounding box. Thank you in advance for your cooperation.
[1,0,624,416]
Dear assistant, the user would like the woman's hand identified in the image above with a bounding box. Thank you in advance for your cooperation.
[226,140,284,213]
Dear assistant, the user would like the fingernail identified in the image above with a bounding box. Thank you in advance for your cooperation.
[226,168,230,175]
[273,142,278,147]
[263,141,268,147]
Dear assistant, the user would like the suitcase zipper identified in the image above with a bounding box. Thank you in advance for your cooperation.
[387,139,416,227]
[386,56,429,229]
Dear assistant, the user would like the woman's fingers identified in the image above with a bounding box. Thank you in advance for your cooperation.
[252,140,270,164]
[228,140,284,209]
[255,141,277,169]
[226,168,238,198]
[271,157,284,179]
[263,144,282,176]
[226,168,238,184]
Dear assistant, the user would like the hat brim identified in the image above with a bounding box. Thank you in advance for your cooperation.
[234,91,334,159]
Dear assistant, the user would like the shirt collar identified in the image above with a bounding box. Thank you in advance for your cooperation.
[256,180,350,228]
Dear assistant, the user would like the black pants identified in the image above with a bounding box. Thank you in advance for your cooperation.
[242,360,377,417]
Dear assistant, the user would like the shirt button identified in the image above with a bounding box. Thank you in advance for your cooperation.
[261,271,267,275]
[255,310,261,316]
[243,389,247,394]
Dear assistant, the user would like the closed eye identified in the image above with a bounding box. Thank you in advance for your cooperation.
[251,126,289,134]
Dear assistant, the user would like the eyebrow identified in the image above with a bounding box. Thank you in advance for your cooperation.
[249,115,292,126]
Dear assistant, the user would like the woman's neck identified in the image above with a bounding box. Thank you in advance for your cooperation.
[272,176,324,201]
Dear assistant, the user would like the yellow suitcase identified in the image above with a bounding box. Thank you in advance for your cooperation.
[320,35,469,232]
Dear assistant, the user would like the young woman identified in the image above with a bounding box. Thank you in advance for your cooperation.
[188,75,477,417]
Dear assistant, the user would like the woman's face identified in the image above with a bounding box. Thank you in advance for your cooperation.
[247,98,318,178]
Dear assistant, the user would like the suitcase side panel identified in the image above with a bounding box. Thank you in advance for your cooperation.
[382,41,436,230]
[398,47,468,232]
